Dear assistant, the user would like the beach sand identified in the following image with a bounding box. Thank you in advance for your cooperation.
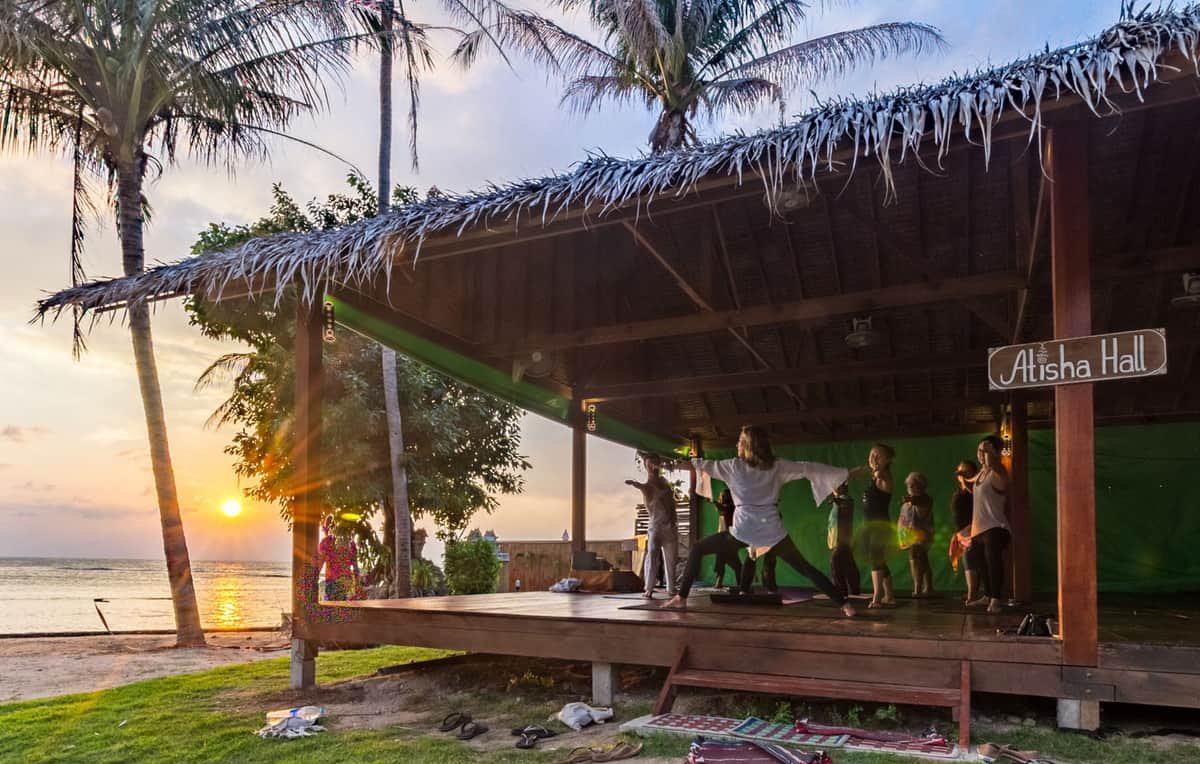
[0,631,290,702]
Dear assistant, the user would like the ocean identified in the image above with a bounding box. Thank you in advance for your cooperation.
[0,558,291,635]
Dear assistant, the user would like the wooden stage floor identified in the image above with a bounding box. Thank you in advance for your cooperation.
[314,591,1200,709]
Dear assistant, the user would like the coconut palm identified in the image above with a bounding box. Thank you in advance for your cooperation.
[464,0,944,152]
[0,0,381,646]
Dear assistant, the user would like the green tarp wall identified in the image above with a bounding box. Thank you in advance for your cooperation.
[696,422,1200,594]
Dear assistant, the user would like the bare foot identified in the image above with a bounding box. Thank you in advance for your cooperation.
[868,599,882,609]
[966,596,989,608]
[880,596,896,607]
[660,595,687,610]
[641,592,654,599]
[987,599,1003,614]
[841,603,857,618]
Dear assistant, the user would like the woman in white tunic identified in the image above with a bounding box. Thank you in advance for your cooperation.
[663,426,862,617]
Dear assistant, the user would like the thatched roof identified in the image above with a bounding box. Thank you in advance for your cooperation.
[35,4,1200,321]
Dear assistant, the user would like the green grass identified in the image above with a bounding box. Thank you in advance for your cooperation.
[3,649,1200,764]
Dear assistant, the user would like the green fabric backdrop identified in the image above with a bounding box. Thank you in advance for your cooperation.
[695,422,1200,594]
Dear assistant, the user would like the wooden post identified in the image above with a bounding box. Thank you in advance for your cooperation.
[1048,119,1099,669]
[571,406,586,554]
[1009,394,1032,603]
[290,298,324,690]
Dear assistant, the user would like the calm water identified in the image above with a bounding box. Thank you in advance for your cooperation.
[0,558,291,634]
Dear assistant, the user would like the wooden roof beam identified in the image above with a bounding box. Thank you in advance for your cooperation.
[581,352,986,403]
[667,396,1003,431]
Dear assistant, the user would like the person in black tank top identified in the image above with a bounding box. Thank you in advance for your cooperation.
[861,444,896,608]
[952,460,983,603]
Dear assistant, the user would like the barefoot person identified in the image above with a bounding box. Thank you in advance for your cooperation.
[898,472,935,598]
[859,444,896,608]
[626,452,679,599]
[950,460,983,603]
[827,482,861,598]
[662,426,861,617]
[712,489,740,590]
[968,436,1011,614]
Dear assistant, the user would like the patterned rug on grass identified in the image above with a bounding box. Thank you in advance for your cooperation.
[730,717,848,748]
[687,739,833,764]
[843,735,959,759]
[627,713,743,738]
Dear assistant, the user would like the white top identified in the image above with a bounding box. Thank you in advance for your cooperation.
[970,471,1010,537]
[692,457,849,549]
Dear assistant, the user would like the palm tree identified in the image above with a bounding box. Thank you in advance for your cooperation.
[467,0,944,152]
[0,0,371,646]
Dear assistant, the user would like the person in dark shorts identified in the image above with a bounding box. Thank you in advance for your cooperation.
[826,482,861,598]
[860,444,896,608]
[951,460,983,604]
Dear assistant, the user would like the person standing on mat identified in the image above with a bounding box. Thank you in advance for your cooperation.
[826,482,861,598]
[968,435,1011,614]
[898,472,935,598]
[626,452,679,599]
[661,425,862,617]
[712,489,739,590]
[859,444,896,609]
[950,460,983,604]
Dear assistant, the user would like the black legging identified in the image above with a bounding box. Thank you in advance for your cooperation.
[678,531,846,606]
[975,527,1011,600]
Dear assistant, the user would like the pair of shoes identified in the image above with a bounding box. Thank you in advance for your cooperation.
[512,724,557,749]
[439,711,488,740]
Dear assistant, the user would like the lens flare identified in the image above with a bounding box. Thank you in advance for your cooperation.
[221,499,242,518]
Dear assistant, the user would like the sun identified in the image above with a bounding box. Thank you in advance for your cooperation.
[220,499,243,518]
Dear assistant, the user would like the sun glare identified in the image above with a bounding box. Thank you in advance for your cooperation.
[220,499,243,518]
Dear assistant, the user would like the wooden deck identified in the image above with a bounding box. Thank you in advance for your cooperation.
[310,591,1200,710]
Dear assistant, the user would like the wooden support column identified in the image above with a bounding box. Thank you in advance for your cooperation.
[571,405,586,553]
[1048,119,1099,670]
[1009,394,1032,603]
[290,298,324,689]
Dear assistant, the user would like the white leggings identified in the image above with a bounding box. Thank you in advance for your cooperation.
[644,523,679,595]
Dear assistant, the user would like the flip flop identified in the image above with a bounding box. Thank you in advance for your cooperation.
[590,741,644,762]
[511,725,558,738]
[457,720,489,740]
[438,711,470,732]
[516,732,540,749]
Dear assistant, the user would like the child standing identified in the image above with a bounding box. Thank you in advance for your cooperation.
[898,472,935,598]
[826,482,861,598]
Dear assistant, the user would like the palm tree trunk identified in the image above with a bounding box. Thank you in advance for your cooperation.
[650,109,689,153]
[115,156,205,647]
[378,0,412,599]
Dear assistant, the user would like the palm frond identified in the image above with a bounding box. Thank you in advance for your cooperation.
[699,75,782,115]
[454,8,629,80]
[711,22,945,91]
[561,73,654,114]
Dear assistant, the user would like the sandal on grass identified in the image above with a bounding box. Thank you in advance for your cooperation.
[516,732,540,749]
[592,741,643,761]
[511,725,557,738]
[438,711,470,732]
[457,720,489,740]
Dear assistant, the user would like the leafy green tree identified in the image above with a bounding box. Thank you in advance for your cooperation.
[0,0,377,646]
[443,532,501,595]
[188,176,529,584]
[467,0,943,152]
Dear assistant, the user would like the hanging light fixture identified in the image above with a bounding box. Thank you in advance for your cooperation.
[1170,272,1200,310]
[845,317,883,349]
[322,300,336,343]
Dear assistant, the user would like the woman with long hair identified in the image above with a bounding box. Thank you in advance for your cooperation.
[968,435,1011,614]
[663,426,863,617]
[859,444,897,608]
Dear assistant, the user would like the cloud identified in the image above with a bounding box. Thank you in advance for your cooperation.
[1,425,48,443]
[17,480,57,492]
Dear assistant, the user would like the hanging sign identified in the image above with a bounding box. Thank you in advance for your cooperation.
[987,328,1167,391]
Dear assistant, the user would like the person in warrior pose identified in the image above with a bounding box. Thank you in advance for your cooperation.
[827,482,861,598]
[626,452,679,599]
[967,436,1011,614]
[661,425,863,617]
[712,489,739,590]
[859,444,896,608]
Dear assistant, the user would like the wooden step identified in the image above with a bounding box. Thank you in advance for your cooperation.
[671,668,962,708]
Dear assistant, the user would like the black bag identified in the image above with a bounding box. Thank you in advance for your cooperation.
[1016,613,1053,637]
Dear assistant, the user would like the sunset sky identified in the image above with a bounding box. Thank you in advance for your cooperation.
[0,1,1111,563]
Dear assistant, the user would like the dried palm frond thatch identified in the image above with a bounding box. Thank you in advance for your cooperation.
[34,4,1200,322]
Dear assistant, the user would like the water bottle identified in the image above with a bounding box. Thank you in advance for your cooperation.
[515,579,522,592]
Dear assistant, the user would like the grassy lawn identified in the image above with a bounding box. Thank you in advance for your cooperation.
[2,648,1199,763]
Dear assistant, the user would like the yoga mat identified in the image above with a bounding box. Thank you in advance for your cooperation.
[730,717,847,748]
[686,740,777,763]
[620,713,743,739]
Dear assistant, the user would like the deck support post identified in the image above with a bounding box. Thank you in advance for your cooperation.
[592,662,618,706]
[1057,699,1101,731]
[1048,119,1099,672]
[290,297,324,690]
[1009,394,1032,604]
[571,403,586,553]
